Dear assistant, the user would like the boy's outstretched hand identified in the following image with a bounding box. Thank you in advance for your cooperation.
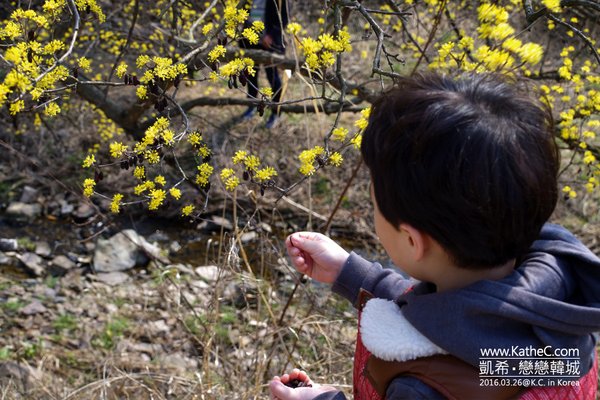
[285,232,349,284]
[269,369,338,400]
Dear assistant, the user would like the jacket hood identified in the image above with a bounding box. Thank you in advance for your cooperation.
[399,223,600,371]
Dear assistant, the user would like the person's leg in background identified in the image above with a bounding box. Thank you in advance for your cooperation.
[265,65,282,128]
[242,67,261,119]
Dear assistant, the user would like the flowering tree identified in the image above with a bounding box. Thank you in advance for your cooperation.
[1,0,599,217]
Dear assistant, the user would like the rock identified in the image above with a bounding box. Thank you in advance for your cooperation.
[93,230,168,273]
[147,230,169,242]
[194,265,220,282]
[49,255,77,276]
[19,186,38,204]
[117,339,163,356]
[6,202,42,220]
[224,279,259,309]
[149,319,170,335]
[20,300,48,315]
[0,362,33,393]
[72,202,95,221]
[157,352,198,372]
[92,271,130,286]
[169,241,182,253]
[257,222,272,233]
[0,251,13,265]
[34,241,52,257]
[240,231,258,243]
[62,269,84,292]
[17,252,45,276]
[0,238,18,252]
[103,303,119,314]
[59,199,74,215]
[189,279,209,290]
[197,215,234,232]
[170,263,194,275]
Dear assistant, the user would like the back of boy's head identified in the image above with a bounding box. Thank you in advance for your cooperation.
[361,73,559,269]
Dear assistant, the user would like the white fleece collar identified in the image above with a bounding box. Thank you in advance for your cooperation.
[360,298,448,362]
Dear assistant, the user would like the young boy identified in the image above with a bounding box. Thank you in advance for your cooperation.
[269,73,600,399]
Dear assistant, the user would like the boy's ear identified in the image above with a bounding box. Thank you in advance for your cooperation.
[399,223,426,261]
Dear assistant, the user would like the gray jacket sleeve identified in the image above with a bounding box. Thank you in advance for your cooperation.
[327,253,443,399]
[332,252,416,306]
[311,377,445,399]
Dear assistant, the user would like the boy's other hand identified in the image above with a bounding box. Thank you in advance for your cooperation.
[285,232,349,284]
[269,369,337,400]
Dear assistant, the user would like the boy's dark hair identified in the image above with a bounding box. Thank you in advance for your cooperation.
[361,73,559,269]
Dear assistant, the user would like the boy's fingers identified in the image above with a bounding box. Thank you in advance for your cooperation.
[269,380,293,399]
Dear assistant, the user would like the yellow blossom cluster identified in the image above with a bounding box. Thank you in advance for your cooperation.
[208,45,227,63]
[196,163,214,187]
[181,204,195,217]
[331,127,349,142]
[188,131,211,159]
[219,57,256,78]
[241,20,265,45]
[82,154,96,168]
[74,0,106,23]
[231,150,278,183]
[298,146,325,176]
[135,117,175,156]
[298,27,352,70]
[220,168,240,191]
[111,193,124,213]
[136,55,187,85]
[83,178,96,197]
[223,0,249,38]
[148,188,167,210]
[429,3,545,74]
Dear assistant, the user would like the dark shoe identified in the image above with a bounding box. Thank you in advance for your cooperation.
[241,107,256,120]
[265,113,279,129]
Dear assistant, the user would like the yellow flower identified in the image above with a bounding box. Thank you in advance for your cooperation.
[202,23,214,35]
[154,175,166,186]
[242,28,260,45]
[328,152,343,167]
[109,142,128,158]
[1,21,23,40]
[332,126,348,141]
[196,163,213,186]
[9,100,25,115]
[145,150,160,164]
[232,150,248,164]
[116,62,128,78]
[136,54,151,69]
[182,204,195,216]
[133,166,145,180]
[77,57,92,72]
[169,187,182,199]
[350,134,362,149]
[243,155,260,171]
[148,189,166,210]
[111,193,123,213]
[188,131,203,146]
[261,87,273,97]
[83,178,95,197]
[542,0,561,13]
[44,102,61,117]
[583,151,596,165]
[287,22,302,35]
[518,43,543,65]
[220,168,239,190]
[255,167,277,182]
[208,45,227,63]
[252,21,265,32]
[82,154,96,168]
